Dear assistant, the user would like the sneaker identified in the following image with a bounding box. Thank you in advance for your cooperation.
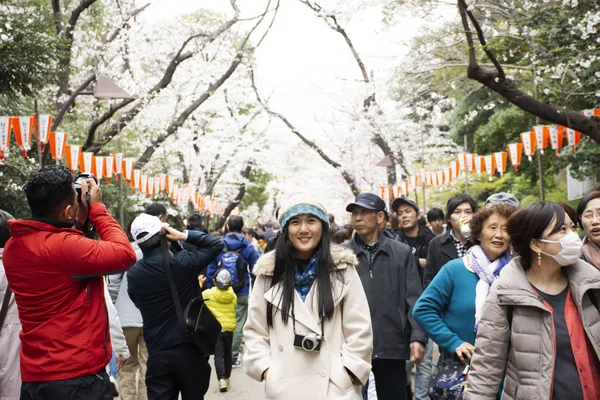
[232,359,241,368]
[219,379,229,392]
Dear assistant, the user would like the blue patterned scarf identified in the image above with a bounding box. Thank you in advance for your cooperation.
[294,257,318,302]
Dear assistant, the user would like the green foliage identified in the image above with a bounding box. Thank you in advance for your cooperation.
[0,0,61,98]
[239,169,272,211]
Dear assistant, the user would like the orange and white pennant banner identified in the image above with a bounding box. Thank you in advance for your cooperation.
[449,161,459,180]
[14,116,34,158]
[104,155,114,184]
[484,155,496,181]
[520,131,536,161]
[132,169,141,189]
[112,153,123,176]
[436,170,445,186]
[466,154,475,172]
[565,128,581,153]
[148,177,155,196]
[64,145,81,172]
[160,174,167,193]
[0,117,11,159]
[79,152,94,174]
[493,152,507,177]
[154,176,161,194]
[474,156,484,177]
[124,158,134,181]
[401,181,409,196]
[379,186,386,199]
[93,156,105,180]
[457,154,466,171]
[171,184,179,201]
[549,126,564,157]
[424,170,432,186]
[533,125,549,155]
[409,176,418,192]
[595,108,600,117]
[36,115,52,149]
[141,175,148,195]
[167,177,174,196]
[443,167,452,184]
[507,143,523,172]
[582,109,595,117]
[49,131,67,160]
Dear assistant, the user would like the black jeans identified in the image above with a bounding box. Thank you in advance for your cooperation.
[214,331,233,380]
[371,358,408,400]
[20,369,112,400]
[146,343,211,400]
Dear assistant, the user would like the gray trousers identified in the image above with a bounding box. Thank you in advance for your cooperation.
[231,294,248,360]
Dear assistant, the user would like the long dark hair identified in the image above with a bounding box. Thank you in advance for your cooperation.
[266,221,338,327]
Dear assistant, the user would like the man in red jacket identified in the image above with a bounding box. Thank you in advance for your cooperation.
[3,165,137,400]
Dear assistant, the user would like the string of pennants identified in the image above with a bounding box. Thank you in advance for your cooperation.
[379,108,599,200]
[0,115,230,216]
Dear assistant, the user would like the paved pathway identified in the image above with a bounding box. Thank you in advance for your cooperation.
[205,363,263,400]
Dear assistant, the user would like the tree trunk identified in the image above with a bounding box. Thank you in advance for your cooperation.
[214,164,252,230]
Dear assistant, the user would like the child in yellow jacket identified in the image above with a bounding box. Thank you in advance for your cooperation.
[199,268,237,393]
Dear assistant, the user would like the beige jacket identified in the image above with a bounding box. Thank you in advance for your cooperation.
[464,258,600,400]
[243,245,373,400]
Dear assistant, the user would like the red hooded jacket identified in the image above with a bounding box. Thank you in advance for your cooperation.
[3,203,136,382]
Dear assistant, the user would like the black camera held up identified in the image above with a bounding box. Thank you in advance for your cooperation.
[73,173,98,234]
[293,331,323,352]
[74,173,98,204]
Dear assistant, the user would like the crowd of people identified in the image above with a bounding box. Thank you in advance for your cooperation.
[1,164,600,400]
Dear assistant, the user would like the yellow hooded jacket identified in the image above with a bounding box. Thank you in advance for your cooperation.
[202,286,237,332]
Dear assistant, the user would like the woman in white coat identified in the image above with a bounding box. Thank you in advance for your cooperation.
[244,198,373,400]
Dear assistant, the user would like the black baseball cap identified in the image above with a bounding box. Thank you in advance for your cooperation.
[391,197,419,213]
[346,193,388,213]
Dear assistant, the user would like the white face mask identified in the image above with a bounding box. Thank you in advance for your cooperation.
[538,231,583,266]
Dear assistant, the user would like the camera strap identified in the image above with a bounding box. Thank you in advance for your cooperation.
[0,286,12,331]
[291,298,324,338]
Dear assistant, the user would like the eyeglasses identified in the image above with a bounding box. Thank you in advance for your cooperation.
[581,209,600,222]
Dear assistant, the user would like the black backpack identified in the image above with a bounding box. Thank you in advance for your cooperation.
[217,244,248,293]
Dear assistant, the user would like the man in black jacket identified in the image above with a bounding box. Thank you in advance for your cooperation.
[347,193,426,400]
[392,197,436,400]
[423,194,477,289]
[127,213,224,400]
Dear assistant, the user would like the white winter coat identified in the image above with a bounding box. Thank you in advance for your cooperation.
[104,282,129,359]
[243,245,373,400]
[106,242,143,328]
[0,249,20,400]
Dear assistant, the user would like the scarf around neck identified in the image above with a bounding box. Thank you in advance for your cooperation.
[464,244,511,330]
[294,257,318,302]
[583,236,600,270]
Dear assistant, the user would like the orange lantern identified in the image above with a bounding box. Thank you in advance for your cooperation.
[104,155,114,184]
[520,131,536,161]
[533,125,549,155]
[484,155,496,181]
[565,128,581,152]
[79,152,94,174]
[64,145,81,172]
[493,152,508,177]
[507,143,523,172]
[49,131,67,161]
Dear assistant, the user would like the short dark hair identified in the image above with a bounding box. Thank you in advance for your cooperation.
[558,202,577,228]
[0,210,14,248]
[331,229,350,244]
[577,191,600,229]
[328,213,335,223]
[469,204,516,245]
[446,194,478,224]
[23,165,75,218]
[507,202,566,270]
[427,207,444,222]
[265,222,274,229]
[138,233,161,254]
[146,203,167,218]
[227,216,244,233]
[187,213,204,229]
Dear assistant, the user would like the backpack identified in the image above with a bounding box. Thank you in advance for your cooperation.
[218,244,248,293]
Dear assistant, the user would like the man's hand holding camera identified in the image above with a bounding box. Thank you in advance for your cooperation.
[76,178,102,228]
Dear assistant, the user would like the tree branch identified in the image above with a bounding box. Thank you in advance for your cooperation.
[456,0,600,142]
[51,74,96,131]
[214,163,252,230]
[251,69,360,195]
[84,2,243,152]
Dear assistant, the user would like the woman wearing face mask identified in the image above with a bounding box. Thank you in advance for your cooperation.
[578,191,600,270]
[413,204,515,398]
[243,197,373,399]
[464,202,600,400]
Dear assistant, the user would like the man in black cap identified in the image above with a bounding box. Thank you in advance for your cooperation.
[346,193,426,400]
[391,197,436,400]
